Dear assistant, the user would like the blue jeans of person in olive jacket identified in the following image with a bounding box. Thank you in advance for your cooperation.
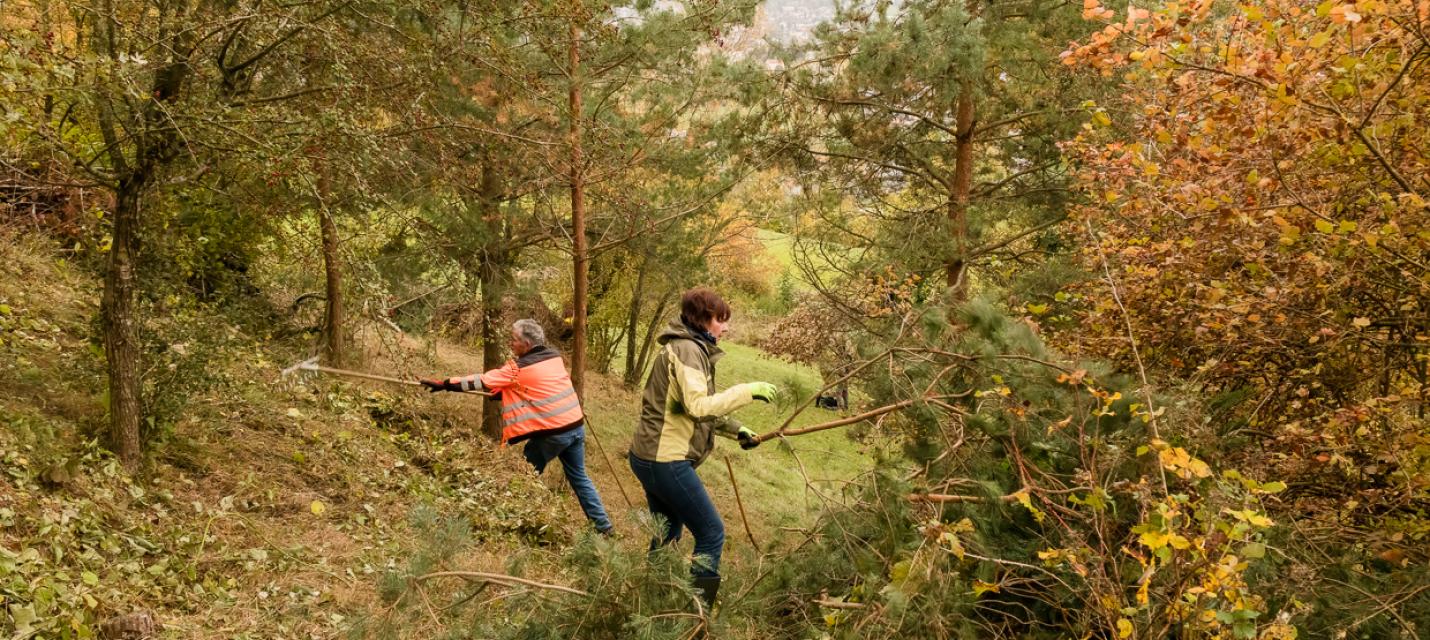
[522,425,613,534]
[628,453,725,578]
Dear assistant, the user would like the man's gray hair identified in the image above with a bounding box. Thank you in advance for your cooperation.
[512,319,546,347]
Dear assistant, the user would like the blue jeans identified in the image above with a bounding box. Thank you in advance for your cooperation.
[523,426,613,533]
[628,453,725,578]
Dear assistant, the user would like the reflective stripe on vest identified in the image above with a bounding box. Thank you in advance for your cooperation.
[498,357,584,443]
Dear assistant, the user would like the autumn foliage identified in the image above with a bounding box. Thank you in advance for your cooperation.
[1058,0,1429,630]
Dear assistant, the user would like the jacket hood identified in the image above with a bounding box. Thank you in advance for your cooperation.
[656,320,697,345]
[656,320,723,362]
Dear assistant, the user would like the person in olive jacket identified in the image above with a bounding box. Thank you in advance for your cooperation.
[628,287,777,608]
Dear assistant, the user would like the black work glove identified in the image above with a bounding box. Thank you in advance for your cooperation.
[737,427,761,450]
[419,378,463,393]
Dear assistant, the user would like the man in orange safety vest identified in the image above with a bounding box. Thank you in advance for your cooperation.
[421,319,613,535]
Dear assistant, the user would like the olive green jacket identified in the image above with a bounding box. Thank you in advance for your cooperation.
[629,321,756,466]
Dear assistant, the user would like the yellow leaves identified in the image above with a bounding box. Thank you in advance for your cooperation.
[1241,3,1264,21]
[889,559,911,584]
[1139,529,1192,552]
[972,580,1002,597]
[1026,302,1050,315]
[1310,216,1360,238]
[1117,618,1134,638]
[1139,530,1170,550]
[1261,623,1299,640]
[1307,30,1332,48]
[1159,446,1213,479]
[927,517,974,560]
[1258,481,1287,494]
[310,500,326,516]
[1012,490,1046,523]
[1225,508,1275,528]
[1092,110,1113,127]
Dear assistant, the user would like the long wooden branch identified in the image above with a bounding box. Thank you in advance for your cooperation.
[908,493,1018,504]
[415,571,589,597]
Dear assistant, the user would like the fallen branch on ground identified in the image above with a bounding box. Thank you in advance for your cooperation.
[414,571,589,597]
[907,493,1019,504]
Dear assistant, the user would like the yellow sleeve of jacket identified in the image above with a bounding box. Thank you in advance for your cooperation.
[669,341,755,421]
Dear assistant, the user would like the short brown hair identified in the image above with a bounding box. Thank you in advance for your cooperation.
[680,287,731,326]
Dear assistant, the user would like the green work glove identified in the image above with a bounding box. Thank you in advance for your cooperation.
[737,427,760,450]
[748,382,778,403]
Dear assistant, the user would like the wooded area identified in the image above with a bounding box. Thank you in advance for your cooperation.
[2,0,1426,637]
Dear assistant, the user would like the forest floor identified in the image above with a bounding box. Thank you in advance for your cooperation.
[0,231,881,639]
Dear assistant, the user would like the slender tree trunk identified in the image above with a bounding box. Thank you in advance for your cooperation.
[103,179,144,470]
[568,15,589,398]
[622,254,650,387]
[318,166,345,366]
[632,289,674,383]
[946,80,975,300]
[478,257,507,438]
[476,163,507,439]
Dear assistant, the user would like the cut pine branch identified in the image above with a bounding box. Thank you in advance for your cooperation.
[414,571,588,597]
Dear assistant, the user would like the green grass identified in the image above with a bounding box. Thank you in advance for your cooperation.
[754,227,859,295]
[710,342,876,527]
[582,339,876,536]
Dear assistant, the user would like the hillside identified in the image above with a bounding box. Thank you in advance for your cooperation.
[0,231,872,638]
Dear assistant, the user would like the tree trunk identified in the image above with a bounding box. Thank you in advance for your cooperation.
[476,162,507,439]
[568,16,589,398]
[945,80,975,300]
[478,257,507,439]
[622,254,650,387]
[318,166,345,366]
[102,179,144,470]
[632,289,674,384]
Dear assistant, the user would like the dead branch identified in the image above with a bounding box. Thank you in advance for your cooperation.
[415,571,589,597]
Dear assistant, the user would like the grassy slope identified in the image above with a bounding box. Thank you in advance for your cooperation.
[0,231,873,638]
[582,340,874,538]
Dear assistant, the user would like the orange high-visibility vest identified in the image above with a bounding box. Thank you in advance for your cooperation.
[479,356,585,444]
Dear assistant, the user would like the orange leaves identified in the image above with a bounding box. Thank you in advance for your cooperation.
[1060,0,1428,556]
[1327,3,1363,21]
[1082,0,1116,21]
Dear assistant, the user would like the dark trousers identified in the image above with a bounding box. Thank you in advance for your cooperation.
[523,426,613,533]
[628,453,725,578]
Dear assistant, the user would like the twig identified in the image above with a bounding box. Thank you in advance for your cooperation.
[724,456,759,550]
[907,493,1018,504]
[581,414,635,510]
[814,598,869,610]
[386,284,450,315]
[1083,217,1169,494]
